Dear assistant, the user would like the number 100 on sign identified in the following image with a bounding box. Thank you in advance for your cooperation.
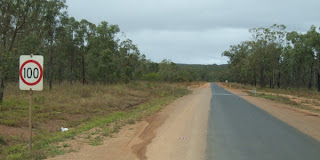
[19,55,44,91]
[23,68,40,79]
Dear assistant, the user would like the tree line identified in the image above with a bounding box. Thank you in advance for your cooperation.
[0,0,227,103]
[223,24,320,90]
[143,60,228,82]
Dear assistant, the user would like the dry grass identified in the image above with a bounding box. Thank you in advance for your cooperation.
[220,82,320,100]
[0,81,194,160]
[219,82,320,115]
[1,82,162,128]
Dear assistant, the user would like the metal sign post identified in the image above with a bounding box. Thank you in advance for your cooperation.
[29,88,33,155]
[19,55,43,156]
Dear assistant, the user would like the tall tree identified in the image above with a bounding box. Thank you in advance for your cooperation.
[0,0,39,102]
[74,19,96,85]
[42,0,66,90]
[304,26,320,90]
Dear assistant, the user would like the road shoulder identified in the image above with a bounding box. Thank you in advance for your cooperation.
[145,84,211,160]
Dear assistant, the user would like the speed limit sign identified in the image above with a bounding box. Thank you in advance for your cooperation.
[19,55,44,91]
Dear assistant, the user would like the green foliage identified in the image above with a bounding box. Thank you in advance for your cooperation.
[6,152,24,160]
[0,135,6,145]
[223,24,320,90]
[142,73,160,81]
[153,59,228,82]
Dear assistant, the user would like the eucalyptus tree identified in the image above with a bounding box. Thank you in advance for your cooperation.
[286,29,316,89]
[248,25,286,88]
[304,27,318,89]
[268,24,287,88]
[42,0,66,90]
[55,15,80,84]
[0,0,41,102]
[87,21,120,84]
[74,19,96,84]
[304,26,320,90]
[119,39,143,82]
[222,24,320,90]
[158,59,180,82]
[222,41,251,84]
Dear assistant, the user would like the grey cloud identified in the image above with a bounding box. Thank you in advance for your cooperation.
[66,0,320,64]
[67,0,320,32]
[126,28,250,64]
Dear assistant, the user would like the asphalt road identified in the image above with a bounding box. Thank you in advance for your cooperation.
[206,83,320,160]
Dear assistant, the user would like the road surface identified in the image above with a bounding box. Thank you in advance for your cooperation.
[206,83,320,160]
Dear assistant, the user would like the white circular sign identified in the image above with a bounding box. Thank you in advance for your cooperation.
[19,55,44,91]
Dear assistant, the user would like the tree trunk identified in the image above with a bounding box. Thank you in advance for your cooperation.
[260,69,264,87]
[69,51,74,84]
[269,78,272,89]
[272,69,275,88]
[318,51,320,91]
[296,67,301,89]
[318,73,320,91]
[277,72,281,88]
[82,55,85,85]
[308,65,313,89]
[0,77,4,103]
[49,31,54,91]
[254,76,257,87]
[0,69,3,103]
[58,67,62,85]
[0,35,7,103]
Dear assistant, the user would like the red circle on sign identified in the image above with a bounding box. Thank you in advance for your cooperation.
[19,60,43,86]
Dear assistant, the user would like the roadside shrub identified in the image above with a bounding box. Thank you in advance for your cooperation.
[0,135,6,145]
[142,73,159,82]
[175,77,188,82]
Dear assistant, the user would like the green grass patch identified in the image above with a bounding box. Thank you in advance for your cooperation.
[127,119,135,124]
[90,136,103,146]
[5,152,24,160]
[62,143,69,148]
[0,136,6,145]
[102,127,112,137]
[255,93,293,104]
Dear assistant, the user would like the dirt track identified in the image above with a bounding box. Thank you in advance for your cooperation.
[145,84,211,160]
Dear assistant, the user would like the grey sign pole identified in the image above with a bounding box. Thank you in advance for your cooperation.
[29,88,33,155]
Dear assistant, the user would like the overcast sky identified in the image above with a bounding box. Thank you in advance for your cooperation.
[66,0,320,64]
